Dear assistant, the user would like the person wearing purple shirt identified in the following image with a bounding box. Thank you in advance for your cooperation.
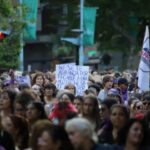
[117,78,128,104]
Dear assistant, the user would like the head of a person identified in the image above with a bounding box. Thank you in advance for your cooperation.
[132,100,144,118]
[102,76,113,89]
[131,93,142,100]
[49,101,78,126]
[128,97,140,108]
[32,84,42,97]
[112,77,119,88]
[107,88,123,104]
[0,89,16,113]
[2,115,29,149]
[32,73,45,87]
[64,84,76,95]
[26,102,47,124]
[31,120,73,150]
[118,78,128,91]
[14,100,27,118]
[30,120,52,150]
[118,119,147,147]
[100,98,117,121]
[110,104,129,129]
[88,84,100,96]
[74,96,83,114]
[44,83,56,97]
[65,118,98,150]
[60,92,75,103]
[142,91,150,100]
[88,73,95,86]
[82,95,99,117]
[43,73,51,85]
[14,90,36,117]
[18,83,30,91]
[83,89,96,97]
[142,94,150,111]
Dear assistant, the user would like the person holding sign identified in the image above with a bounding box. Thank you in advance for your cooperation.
[64,84,76,95]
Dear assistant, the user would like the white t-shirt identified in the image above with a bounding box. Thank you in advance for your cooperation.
[98,89,108,101]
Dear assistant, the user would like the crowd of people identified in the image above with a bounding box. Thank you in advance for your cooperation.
[0,69,150,150]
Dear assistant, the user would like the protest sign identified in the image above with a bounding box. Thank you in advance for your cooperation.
[14,71,31,86]
[56,63,89,95]
[56,63,76,90]
[75,66,89,95]
[15,75,31,86]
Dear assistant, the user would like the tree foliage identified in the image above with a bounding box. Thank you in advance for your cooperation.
[0,0,24,69]
[86,0,150,68]
[41,0,150,68]
[41,0,150,48]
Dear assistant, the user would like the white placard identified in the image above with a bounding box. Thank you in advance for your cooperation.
[56,63,89,95]
[75,66,89,95]
[56,63,76,90]
[15,75,31,86]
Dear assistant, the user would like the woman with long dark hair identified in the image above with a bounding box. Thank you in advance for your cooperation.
[0,90,16,124]
[26,102,47,131]
[0,116,15,150]
[82,95,101,131]
[32,73,45,88]
[118,119,149,150]
[2,115,29,150]
[99,104,129,144]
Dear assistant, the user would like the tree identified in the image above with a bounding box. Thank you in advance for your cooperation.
[86,0,150,69]
[41,0,150,69]
[0,0,24,69]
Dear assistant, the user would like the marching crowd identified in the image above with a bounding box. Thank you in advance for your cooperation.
[0,69,150,150]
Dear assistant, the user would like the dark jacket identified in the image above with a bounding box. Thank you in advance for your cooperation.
[98,126,115,144]
[92,144,123,150]
[0,130,15,150]
[118,146,150,150]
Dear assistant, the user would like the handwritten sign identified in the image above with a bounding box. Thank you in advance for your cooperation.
[75,66,89,95]
[56,63,76,89]
[56,63,89,95]
[15,75,31,86]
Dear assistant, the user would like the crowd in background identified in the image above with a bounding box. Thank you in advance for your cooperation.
[0,68,150,150]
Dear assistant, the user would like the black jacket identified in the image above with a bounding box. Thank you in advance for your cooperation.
[0,130,15,150]
[92,144,123,150]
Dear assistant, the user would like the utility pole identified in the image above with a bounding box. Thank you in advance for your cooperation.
[60,0,84,65]
[79,0,84,65]
[19,0,24,71]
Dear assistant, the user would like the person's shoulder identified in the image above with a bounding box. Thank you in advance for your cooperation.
[99,89,105,93]
[24,148,32,150]
[0,146,6,150]
[98,89,105,98]
[93,144,123,150]
[142,147,150,150]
